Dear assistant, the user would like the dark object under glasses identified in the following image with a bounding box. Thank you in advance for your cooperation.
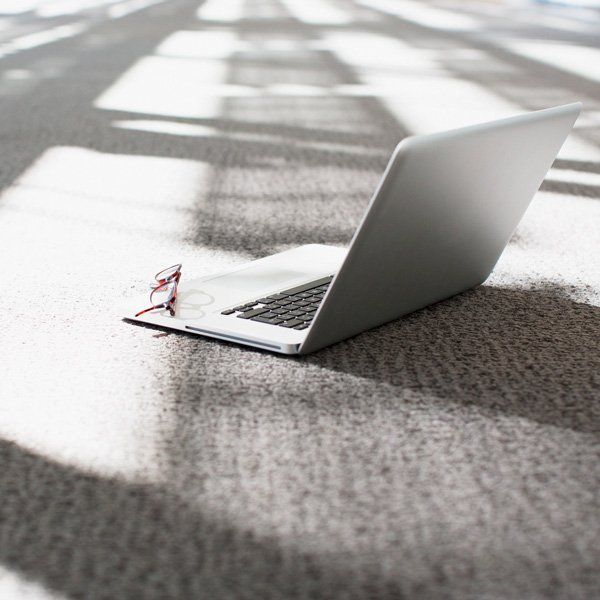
[135,264,182,317]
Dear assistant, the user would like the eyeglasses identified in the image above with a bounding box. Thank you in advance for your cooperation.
[135,263,182,317]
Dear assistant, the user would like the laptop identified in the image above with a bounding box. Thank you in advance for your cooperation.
[123,103,581,354]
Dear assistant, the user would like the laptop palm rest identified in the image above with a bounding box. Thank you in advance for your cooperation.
[205,263,318,295]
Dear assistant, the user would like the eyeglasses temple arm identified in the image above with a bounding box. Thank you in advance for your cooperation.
[134,306,158,317]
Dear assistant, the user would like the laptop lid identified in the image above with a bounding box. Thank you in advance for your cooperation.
[300,103,581,354]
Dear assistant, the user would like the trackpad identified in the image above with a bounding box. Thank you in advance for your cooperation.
[205,264,316,294]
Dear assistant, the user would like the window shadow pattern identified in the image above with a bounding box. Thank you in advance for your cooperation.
[1,1,600,599]
[2,439,409,599]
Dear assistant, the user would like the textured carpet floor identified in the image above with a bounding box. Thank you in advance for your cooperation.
[0,0,599,598]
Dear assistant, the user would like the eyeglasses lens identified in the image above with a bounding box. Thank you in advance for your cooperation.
[150,281,176,307]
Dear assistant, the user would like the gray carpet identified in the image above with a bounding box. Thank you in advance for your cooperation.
[0,0,599,598]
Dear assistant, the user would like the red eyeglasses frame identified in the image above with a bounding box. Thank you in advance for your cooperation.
[135,263,182,317]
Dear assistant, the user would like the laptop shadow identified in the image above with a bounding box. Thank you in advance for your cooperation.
[303,284,600,435]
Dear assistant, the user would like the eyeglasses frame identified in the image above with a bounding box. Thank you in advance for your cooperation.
[135,263,182,317]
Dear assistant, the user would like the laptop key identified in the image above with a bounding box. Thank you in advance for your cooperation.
[252,316,284,325]
[287,310,304,317]
[280,319,304,328]
[261,312,280,319]
[266,293,289,301]
[293,323,310,330]
[237,307,268,319]
[221,309,236,315]
[274,299,293,306]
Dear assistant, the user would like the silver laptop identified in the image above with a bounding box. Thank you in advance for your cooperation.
[123,103,581,354]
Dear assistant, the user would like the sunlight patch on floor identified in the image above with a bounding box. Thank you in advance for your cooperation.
[491,192,600,305]
[574,110,600,130]
[95,54,231,118]
[0,22,88,59]
[279,0,352,25]
[502,40,600,85]
[357,0,481,31]
[113,119,218,137]
[36,0,120,17]
[156,29,312,58]
[157,29,245,59]
[108,0,165,19]
[0,146,243,481]
[196,0,244,23]
[546,168,600,188]
[314,32,440,72]
[0,567,66,600]
[0,0,48,14]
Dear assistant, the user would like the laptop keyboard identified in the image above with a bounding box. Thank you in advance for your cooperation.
[220,275,333,330]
